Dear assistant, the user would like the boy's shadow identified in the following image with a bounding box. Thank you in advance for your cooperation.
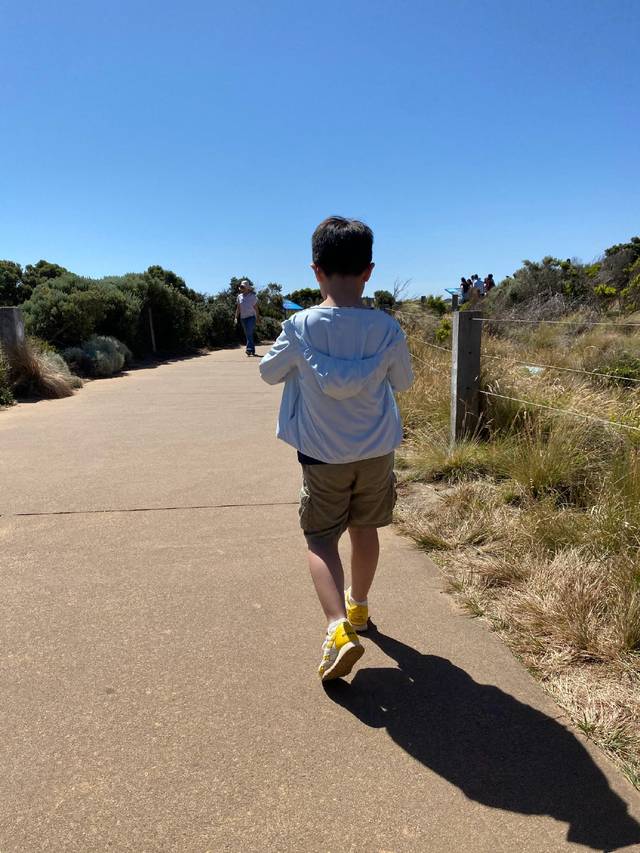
[325,626,640,852]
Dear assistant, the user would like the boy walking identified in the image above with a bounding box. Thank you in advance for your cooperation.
[259,217,413,681]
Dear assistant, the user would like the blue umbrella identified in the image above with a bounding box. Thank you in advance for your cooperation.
[283,299,303,311]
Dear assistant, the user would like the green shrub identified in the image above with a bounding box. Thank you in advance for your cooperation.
[63,336,132,378]
[596,351,640,384]
[257,316,282,342]
[22,277,109,347]
[425,295,447,316]
[435,316,452,343]
[194,300,238,348]
[62,346,89,375]
[285,287,321,308]
[0,348,15,407]
[131,276,199,354]
[374,290,395,311]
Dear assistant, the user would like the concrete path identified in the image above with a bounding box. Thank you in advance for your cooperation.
[2,348,640,853]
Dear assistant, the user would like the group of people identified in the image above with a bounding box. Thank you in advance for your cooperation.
[459,273,495,303]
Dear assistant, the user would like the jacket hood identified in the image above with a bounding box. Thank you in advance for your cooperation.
[282,319,404,401]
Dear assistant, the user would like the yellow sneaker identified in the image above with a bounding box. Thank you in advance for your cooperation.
[345,587,369,633]
[318,619,364,682]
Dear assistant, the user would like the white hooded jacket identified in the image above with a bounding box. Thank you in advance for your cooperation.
[259,307,414,463]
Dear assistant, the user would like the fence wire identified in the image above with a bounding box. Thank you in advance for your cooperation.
[478,389,640,434]
[397,311,640,435]
[474,317,640,329]
[405,332,451,354]
[480,351,640,385]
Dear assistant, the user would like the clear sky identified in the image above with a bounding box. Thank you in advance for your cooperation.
[1,0,638,297]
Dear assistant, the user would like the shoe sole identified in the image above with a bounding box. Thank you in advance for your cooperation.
[321,642,364,682]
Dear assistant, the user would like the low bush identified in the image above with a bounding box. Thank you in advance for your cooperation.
[194,300,238,349]
[595,350,640,384]
[63,336,132,378]
[435,316,452,343]
[7,337,81,398]
[257,316,282,342]
[0,348,15,407]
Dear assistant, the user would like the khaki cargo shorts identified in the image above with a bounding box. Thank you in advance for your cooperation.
[299,452,396,541]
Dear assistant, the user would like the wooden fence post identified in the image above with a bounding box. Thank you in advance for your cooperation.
[0,307,25,350]
[450,310,482,445]
[451,293,459,311]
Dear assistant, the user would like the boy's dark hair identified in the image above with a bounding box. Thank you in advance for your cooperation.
[312,216,373,276]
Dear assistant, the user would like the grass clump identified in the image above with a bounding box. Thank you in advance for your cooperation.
[5,337,81,399]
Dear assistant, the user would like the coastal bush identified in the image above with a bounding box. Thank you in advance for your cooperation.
[22,277,109,347]
[0,348,15,406]
[63,336,132,378]
[257,316,282,342]
[194,299,238,348]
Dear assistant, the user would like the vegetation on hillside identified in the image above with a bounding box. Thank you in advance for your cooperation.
[395,234,640,787]
[483,236,640,320]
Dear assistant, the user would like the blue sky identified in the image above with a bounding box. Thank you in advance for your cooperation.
[1,0,638,297]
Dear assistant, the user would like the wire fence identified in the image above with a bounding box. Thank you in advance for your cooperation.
[475,317,640,328]
[404,332,452,355]
[478,389,640,434]
[481,351,640,385]
[397,308,640,439]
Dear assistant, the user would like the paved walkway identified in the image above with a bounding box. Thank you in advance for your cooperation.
[2,348,640,853]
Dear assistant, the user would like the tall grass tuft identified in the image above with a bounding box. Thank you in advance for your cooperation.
[6,337,81,399]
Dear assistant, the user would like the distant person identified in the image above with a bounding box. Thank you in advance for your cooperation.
[484,273,496,293]
[460,277,471,304]
[235,280,260,357]
[472,274,485,298]
[259,216,413,681]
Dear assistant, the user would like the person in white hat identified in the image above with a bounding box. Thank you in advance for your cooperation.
[235,280,260,356]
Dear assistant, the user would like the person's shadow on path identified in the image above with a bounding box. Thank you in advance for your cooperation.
[325,626,640,852]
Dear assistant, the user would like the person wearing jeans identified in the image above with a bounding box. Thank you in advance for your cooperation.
[235,280,260,356]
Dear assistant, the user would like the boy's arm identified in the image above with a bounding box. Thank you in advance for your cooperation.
[387,332,414,392]
[259,326,297,384]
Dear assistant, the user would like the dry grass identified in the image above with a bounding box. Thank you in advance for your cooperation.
[397,311,640,786]
[5,337,81,399]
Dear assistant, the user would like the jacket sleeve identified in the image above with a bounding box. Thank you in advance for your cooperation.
[387,331,414,392]
[259,327,297,385]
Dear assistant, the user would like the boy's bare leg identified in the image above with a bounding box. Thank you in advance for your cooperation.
[348,526,380,601]
[307,538,347,623]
